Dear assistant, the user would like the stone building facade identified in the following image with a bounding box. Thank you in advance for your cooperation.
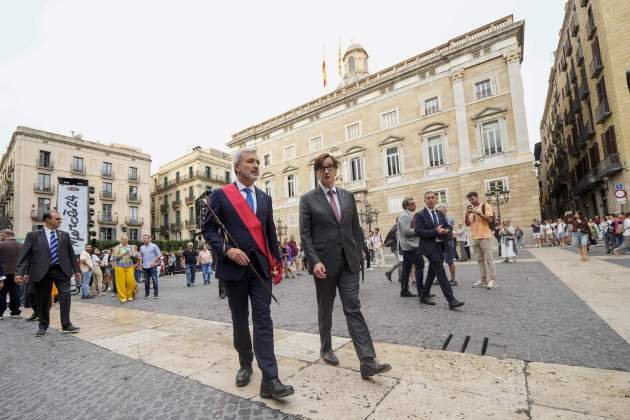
[228,16,540,239]
[538,0,630,218]
[150,147,232,241]
[0,126,151,241]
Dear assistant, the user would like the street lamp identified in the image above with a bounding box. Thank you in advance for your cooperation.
[276,218,287,243]
[359,201,379,233]
[485,187,510,221]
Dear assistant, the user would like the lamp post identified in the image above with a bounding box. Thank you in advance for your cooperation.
[485,187,510,221]
[359,201,379,233]
[276,218,287,243]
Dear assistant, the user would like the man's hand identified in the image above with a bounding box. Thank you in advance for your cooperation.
[226,248,250,266]
[435,225,449,235]
[313,262,327,279]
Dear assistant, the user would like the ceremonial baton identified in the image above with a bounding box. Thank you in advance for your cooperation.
[201,198,280,305]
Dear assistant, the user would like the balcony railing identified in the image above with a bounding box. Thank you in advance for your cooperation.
[125,217,144,226]
[160,204,168,213]
[101,169,114,178]
[576,43,584,66]
[31,209,48,221]
[36,159,54,170]
[595,100,611,124]
[185,218,197,229]
[185,196,195,205]
[573,170,598,196]
[563,38,572,56]
[586,18,596,40]
[564,82,571,96]
[170,222,182,231]
[596,153,623,179]
[155,172,229,193]
[589,58,603,78]
[171,199,181,209]
[580,124,595,142]
[71,165,86,175]
[100,190,116,200]
[564,111,575,126]
[160,226,169,236]
[569,66,577,83]
[578,81,589,100]
[34,183,55,194]
[128,173,140,183]
[127,194,141,204]
[98,215,118,225]
[559,59,567,72]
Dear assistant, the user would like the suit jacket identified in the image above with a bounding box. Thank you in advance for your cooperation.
[397,210,419,251]
[15,229,80,282]
[413,207,449,257]
[299,186,364,275]
[202,183,281,282]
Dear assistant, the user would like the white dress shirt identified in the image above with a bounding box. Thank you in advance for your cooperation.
[43,226,57,249]
[320,183,342,219]
[235,179,257,214]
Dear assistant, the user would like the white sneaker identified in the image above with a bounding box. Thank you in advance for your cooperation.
[472,281,488,288]
[486,281,498,289]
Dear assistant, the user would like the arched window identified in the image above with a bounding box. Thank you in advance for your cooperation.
[348,56,355,74]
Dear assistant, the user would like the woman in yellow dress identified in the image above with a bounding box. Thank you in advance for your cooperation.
[112,236,137,303]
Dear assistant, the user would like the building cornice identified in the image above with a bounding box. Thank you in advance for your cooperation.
[229,15,523,147]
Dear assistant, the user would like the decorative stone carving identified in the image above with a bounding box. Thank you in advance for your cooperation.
[504,48,522,64]
[450,69,464,82]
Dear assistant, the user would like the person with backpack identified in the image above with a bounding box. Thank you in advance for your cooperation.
[465,192,498,290]
[383,220,401,282]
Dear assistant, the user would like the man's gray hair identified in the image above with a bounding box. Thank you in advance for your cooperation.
[233,147,258,168]
[402,197,414,209]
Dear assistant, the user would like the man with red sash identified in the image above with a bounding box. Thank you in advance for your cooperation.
[202,148,294,400]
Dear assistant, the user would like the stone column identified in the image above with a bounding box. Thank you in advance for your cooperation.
[451,69,473,171]
[505,49,531,155]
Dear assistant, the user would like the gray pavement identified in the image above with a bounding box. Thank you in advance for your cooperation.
[0,319,299,420]
[82,250,630,372]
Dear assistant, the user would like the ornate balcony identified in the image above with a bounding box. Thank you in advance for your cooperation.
[573,170,598,196]
[33,183,55,194]
[596,153,623,179]
[185,196,195,205]
[595,100,611,124]
[580,124,595,142]
[578,81,589,100]
[36,159,54,170]
[171,199,181,209]
[160,204,168,213]
[98,215,118,225]
[127,194,141,204]
[101,169,114,179]
[125,217,144,226]
[586,17,596,40]
[170,222,182,232]
[128,173,140,183]
[576,43,584,66]
[589,57,603,78]
[185,218,197,229]
[100,191,116,201]
[31,209,47,221]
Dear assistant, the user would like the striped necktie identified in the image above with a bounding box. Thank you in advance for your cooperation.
[50,230,60,265]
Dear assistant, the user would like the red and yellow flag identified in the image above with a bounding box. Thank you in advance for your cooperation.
[322,52,327,88]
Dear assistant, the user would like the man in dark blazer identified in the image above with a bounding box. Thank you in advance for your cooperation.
[300,153,391,379]
[413,191,465,310]
[15,210,82,336]
[202,148,293,400]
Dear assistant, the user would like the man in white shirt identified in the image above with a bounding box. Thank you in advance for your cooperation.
[613,213,630,255]
[79,244,94,299]
[371,228,385,268]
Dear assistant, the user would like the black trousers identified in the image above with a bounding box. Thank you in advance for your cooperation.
[0,274,21,316]
[422,246,455,303]
[400,248,424,295]
[224,259,278,380]
[314,262,376,361]
[34,266,72,329]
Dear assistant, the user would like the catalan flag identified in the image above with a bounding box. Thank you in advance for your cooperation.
[322,49,327,88]
[338,41,342,77]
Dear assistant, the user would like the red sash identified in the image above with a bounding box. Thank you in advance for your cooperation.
[222,183,283,284]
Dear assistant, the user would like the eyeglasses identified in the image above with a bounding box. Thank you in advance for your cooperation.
[319,165,337,172]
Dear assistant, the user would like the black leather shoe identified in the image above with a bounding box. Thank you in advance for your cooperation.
[385,272,392,282]
[400,291,417,297]
[360,358,392,379]
[35,327,47,337]
[26,313,38,322]
[62,324,80,333]
[235,366,253,387]
[260,378,294,399]
[449,300,465,310]
[419,298,436,305]
[321,349,339,366]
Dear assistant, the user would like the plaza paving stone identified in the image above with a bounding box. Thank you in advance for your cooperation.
[82,249,630,371]
[0,319,299,420]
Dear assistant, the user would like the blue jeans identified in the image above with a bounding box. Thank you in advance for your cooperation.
[143,267,158,297]
[201,263,212,284]
[81,271,93,297]
[185,264,196,285]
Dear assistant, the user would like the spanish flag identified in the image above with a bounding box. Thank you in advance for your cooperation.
[322,51,327,88]
[338,41,342,77]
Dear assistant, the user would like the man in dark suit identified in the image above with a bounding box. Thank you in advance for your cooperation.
[202,148,293,400]
[300,153,391,379]
[413,191,465,310]
[15,211,82,336]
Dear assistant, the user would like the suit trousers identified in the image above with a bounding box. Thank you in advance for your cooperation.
[0,274,21,316]
[422,246,455,303]
[400,248,424,295]
[314,261,376,361]
[224,257,278,380]
[34,266,72,329]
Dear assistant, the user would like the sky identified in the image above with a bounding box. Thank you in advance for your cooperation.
[0,0,565,171]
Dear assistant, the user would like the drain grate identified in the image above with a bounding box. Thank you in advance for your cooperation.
[441,334,490,356]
